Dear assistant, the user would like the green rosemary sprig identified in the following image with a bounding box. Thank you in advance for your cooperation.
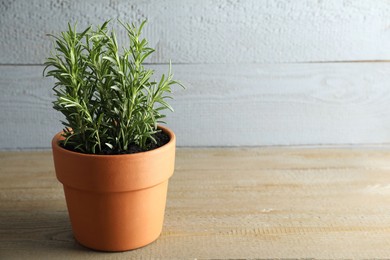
[44,20,183,154]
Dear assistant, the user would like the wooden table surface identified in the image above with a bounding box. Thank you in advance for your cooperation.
[2,148,390,259]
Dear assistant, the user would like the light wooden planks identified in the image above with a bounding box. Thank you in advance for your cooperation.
[2,63,390,149]
[2,0,390,149]
[2,148,390,258]
[1,0,390,64]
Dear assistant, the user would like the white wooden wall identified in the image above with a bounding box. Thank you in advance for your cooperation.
[1,0,390,149]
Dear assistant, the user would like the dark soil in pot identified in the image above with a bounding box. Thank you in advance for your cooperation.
[60,131,170,155]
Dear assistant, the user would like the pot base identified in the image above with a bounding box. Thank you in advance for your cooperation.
[64,181,168,252]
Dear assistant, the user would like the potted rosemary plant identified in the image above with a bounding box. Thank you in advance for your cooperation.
[44,20,182,251]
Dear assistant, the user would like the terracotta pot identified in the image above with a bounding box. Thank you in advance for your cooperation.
[52,125,175,251]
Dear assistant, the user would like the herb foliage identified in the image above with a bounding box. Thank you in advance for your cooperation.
[44,20,182,154]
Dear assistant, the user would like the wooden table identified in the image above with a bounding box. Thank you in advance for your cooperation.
[2,148,390,259]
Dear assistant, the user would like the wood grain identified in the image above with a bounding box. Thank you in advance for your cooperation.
[1,0,390,64]
[2,148,390,259]
[2,62,390,149]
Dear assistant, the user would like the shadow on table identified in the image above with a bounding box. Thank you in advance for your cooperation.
[0,210,130,258]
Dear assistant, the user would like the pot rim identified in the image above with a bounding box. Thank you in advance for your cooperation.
[52,125,175,159]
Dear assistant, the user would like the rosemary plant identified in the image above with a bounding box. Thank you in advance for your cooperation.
[44,20,182,154]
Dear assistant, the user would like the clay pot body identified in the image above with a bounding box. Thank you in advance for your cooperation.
[52,126,175,251]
